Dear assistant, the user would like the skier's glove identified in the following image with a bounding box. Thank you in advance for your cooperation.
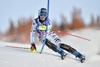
[30,43,36,53]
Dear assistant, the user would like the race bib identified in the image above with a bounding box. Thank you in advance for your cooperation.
[38,25,46,30]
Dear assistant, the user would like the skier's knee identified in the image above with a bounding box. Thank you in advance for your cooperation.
[45,39,58,52]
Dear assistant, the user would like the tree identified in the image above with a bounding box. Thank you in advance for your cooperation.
[96,16,100,28]
[71,7,85,30]
[60,14,68,31]
[89,14,95,27]
[7,19,15,35]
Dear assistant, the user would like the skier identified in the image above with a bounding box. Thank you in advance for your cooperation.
[30,8,85,62]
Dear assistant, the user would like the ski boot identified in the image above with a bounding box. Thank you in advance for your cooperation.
[73,51,85,63]
[56,47,67,60]
[80,55,85,63]
[61,53,67,60]
[58,49,67,60]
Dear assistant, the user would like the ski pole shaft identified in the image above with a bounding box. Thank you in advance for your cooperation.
[66,32,90,41]
[40,44,45,54]
[56,31,90,41]
[6,45,29,49]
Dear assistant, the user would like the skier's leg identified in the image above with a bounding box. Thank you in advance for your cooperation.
[45,39,67,59]
[59,43,76,53]
[59,43,85,62]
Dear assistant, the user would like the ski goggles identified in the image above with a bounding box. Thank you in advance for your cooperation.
[39,13,48,17]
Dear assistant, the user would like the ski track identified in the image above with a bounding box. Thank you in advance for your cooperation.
[0,29,100,67]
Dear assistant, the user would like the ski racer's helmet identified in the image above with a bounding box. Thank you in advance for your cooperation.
[38,8,48,17]
[38,8,48,22]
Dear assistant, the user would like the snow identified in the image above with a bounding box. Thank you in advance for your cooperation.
[0,29,100,67]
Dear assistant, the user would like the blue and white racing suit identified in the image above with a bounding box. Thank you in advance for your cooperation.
[30,18,67,57]
[30,18,61,48]
[30,18,84,60]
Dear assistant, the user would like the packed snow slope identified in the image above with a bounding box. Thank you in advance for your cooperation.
[0,29,100,67]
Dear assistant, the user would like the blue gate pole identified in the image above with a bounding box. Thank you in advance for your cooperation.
[40,0,50,54]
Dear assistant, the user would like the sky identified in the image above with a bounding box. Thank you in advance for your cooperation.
[0,0,100,33]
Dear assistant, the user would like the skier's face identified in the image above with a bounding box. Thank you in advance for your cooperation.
[40,13,47,21]
[40,16,46,21]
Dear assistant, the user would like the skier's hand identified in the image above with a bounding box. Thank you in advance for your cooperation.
[30,43,37,53]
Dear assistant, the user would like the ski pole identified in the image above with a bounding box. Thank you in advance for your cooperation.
[40,0,50,54]
[6,45,29,49]
[56,31,90,41]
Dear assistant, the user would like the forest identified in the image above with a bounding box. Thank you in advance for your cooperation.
[0,7,100,44]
